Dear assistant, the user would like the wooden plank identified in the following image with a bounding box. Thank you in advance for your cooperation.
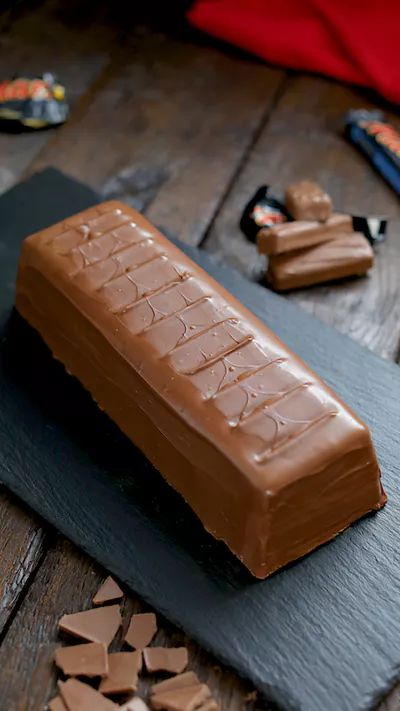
[203,75,400,360]
[0,0,116,194]
[0,488,47,636]
[29,28,285,245]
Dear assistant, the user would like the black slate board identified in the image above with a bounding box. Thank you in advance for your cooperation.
[1,169,399,711]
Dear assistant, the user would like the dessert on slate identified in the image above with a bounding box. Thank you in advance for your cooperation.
[16,201,386,578]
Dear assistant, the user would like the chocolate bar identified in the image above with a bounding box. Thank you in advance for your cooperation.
[345,109,400,195]
[267,232,374,291]
[285,180,332,221]
[16,202,386,578]
[257,212,352,255]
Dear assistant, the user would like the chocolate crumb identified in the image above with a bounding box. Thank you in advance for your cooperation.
[99,651,142,695]
[143,647,188,674]
[58,605,121,646]
[125,612,157,650]
[93,576,124,605]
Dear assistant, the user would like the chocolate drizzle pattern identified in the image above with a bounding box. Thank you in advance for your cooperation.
[41,204,339,464]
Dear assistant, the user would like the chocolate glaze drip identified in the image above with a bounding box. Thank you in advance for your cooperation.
[16,201,386,578]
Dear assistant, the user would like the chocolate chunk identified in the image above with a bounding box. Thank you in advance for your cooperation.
[58,678,117,710]
[267,231,374,291]
[257,213,352,255]
[119,699,150,711]
[151,684,211,711]
[48,697,67,711]
[54,642,108,678]
[152,672,200,695]
[93,576,124,605]
[58,605,121,646]
[125,612,157,650]
[17,201,386,579]
[285,180,332,221]
[143,647,188,674]
[99,651,142,695]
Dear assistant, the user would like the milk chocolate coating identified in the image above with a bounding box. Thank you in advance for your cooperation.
[257,213,352,255]
[16,201,386,579]
[267,231,374,291]
[285,180,332,221]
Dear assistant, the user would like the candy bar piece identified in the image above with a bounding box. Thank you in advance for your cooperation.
[99,651,142,695]
[58,605,121,646]
[125,612,157,650]
[267,231,374,291]
[152,672,200,695]
[151,684,211,711]
[58,679,117,711]
[48,697,67,711]
[54,642,108,677]
[285,180,332,221]
[257,213,352,255]
[143,647,188,674]
[93,576,124,605]
[16,201,386,578]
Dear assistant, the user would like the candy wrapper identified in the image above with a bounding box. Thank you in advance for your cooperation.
[0,73,68,128]
[344,109,400,195]
[239,185,289,242]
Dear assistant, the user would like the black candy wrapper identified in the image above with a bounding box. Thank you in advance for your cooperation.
[0,73,68,128]
[239,185,289,242]
[345,109,400,196]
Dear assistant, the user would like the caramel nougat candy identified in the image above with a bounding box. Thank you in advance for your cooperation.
[16,201,386,578]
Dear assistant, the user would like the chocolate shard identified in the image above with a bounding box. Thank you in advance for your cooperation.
[99,651,142,695]
[143,647,188,674]
[151,684,211,711]
[257,213,352,256]
[58,605,121,647]
[267,231,374,291]
[17,201,386,579]
[119,699,150,711]
[93,576,124,605]
[48,696,67,711]
[196,700,220,711]
[58,678,117,710]
[125,612,157,650]
[285,180,332,221]
[54,641,108,678]
[151,672,200,695]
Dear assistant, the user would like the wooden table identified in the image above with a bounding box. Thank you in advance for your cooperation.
[1,3,399,709]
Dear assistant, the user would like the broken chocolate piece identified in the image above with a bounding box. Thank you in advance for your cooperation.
[119,699,150,711]
[257,213,352,255]
[58,678,117,710]
[152,672,200,695]
[58,605,121,647]
[99,651,142,695]
[17,201,386,578]
[48,696,67,711]
[143,647,188,674]
[267,231,374,291]
[285,180,332,221]
[196,700,220,711]
[125,612,157,650]
[151,684,211,711]
[93,576,124,605]
[54,641,108,678]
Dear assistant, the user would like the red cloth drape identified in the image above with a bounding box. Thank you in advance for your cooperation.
[187,0,400,104]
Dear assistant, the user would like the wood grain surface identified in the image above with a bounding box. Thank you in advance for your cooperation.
[0,2,399,710]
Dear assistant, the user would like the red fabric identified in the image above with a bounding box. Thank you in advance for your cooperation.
[187,0,400,103]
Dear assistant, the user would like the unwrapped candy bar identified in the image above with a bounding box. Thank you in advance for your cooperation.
[16,202,386,578]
